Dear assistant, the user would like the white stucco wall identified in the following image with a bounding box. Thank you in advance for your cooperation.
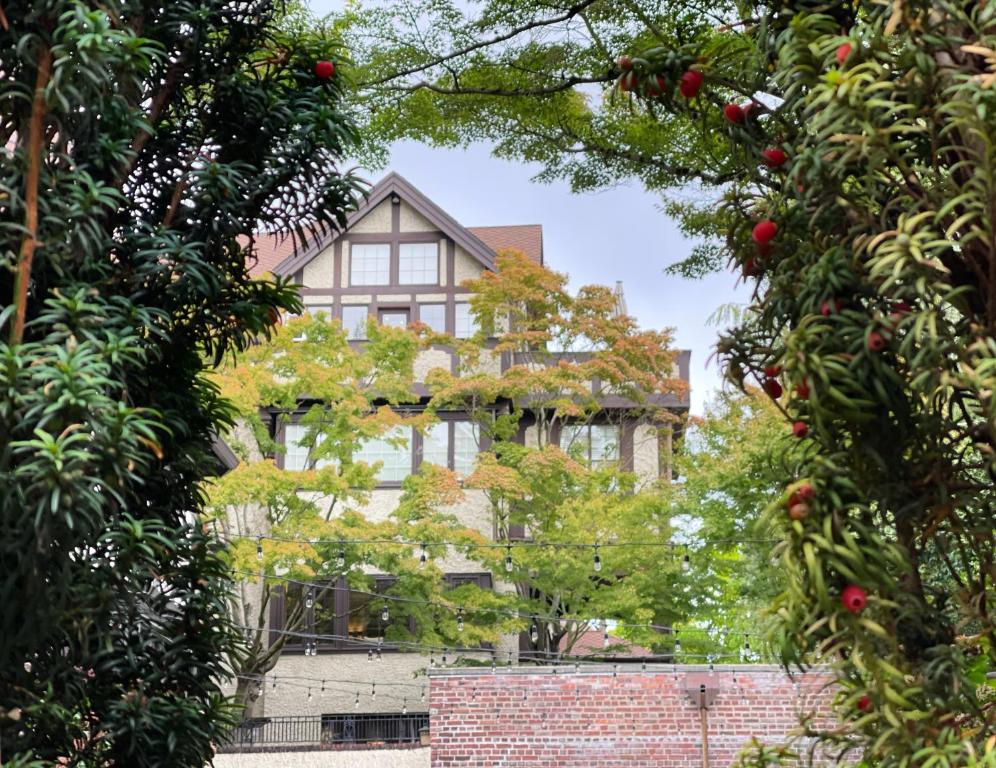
[414,349,452,381]
[303,246,335,289]
[350,200,393,234]
[214,748,429,768]
[632,424,660,490]
[452,247,480,286]
[399,201,435,232]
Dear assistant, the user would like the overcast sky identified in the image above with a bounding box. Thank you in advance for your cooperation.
[368,141,749,415]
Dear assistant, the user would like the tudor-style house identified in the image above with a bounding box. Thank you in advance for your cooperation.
[225,173,690,746]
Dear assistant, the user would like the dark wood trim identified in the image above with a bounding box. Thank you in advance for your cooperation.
[345,231,444,243]
[391,195,401,233]
[446,239,455,288]
[333,240,342,290]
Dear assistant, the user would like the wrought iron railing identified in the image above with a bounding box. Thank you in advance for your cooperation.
[225,712,429,750]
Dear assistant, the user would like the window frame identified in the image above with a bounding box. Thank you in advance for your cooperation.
[350,243,391,286]
[397,242,440,286]
[454,302,478,339]
[341,304,370,340]
[557,422,621,467]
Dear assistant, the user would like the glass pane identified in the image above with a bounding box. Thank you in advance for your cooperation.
[453,421,479,477]
[350,243,390,285]
[355,427,411,482]
[422,422,449,467]
[304,304,333,319]
[559,424,587,459]
[379,310,409,329]
[419,303,446,333]
[399,243,439,285]
[341,305,368,340]
[347,582,389,641]
[284,423,333,469]
[454,303,478,339]
[590,424,620,465]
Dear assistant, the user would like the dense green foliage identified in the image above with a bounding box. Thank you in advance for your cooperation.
[336,0,996,764]
[0,1,359,764]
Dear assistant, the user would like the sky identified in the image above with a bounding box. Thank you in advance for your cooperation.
[367,141,749,415]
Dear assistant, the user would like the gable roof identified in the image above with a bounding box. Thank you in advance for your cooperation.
[467,225,543,265]
[263,172,501,278]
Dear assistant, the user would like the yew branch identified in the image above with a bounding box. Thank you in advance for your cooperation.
[10,44,52,346]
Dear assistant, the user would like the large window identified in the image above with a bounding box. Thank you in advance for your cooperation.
[418,303,446,334]
[272,574,492,653]
[399,243,439,285]
[354,427,412,483]
[283,423,334,470]
[560,424,620,467]
[350,243,390,285]
[341,305,369,340]
[379,308,410,329]
[454,303,478,339]
[420,421,480,477]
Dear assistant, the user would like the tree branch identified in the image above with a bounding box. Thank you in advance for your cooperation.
[359,0,601,88]
[376,72,615,98]
[10,43,52,346]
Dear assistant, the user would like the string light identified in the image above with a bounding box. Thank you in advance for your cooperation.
[603,628,610,648]
[441,648,447,667]
[371,682,376,700]
[305,588,314,610]
[376,638,383,661]
[420,686,426,703]
[381,605,389,623]
[354,692,360,708]
[307,687,313,701]
[419,542,427,566]
[335,541,345,570]
[682,551,691,572]
[504,543,513,572]
[367,649,373,662]
[529,622,539,644]
[593,544,602,572]
[402,698,408,715]
[256,536,263,560]
[456,607,464,633]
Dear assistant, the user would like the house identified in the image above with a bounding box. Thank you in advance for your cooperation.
[223,172,690,748]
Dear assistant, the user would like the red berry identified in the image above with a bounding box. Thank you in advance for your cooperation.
[788,503,809,521]
[741,101,758,120]
[617,56,633,71]
[836,43,853,66]
[679,70,703,98]
[763,378,783,399]
[764,364,782,378]
[723,103,745,124]
[788,482,815,507]
[894,300,912,313]
[857,695,872,712]
[867,331,887,352]
[761,148,788,168]
[841,584,867,613]
[619,71,639,92]
[752,220,778,245]
[820,300,833,316]
[644,74,667,97]
[795,381,810,400]
[314,60,335,79]
[792,421,809,439]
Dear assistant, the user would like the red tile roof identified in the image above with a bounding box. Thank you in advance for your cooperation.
[563,630,653,657]
[241,233,299,278]
[468,224,543,264]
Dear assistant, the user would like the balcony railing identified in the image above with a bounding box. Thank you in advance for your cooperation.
[225,712,429,750]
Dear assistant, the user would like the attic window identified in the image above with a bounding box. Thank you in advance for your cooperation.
[351,243,390,285]
[399,243,438,285]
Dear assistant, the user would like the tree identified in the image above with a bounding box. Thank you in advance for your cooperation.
[0,2,360,765]
[337,1,996,765]
[209,250,689,697]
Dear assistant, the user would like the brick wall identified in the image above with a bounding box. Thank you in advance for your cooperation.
[428,665,837,768]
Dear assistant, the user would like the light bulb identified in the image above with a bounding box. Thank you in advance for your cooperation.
[305,589,314,609]
[256,537,263,560]
[419,543,427,566]
[421,687,426,703]
[336,547,346,570]
[681,552,690,572]
[367,649,373,662]
[504,545,513,572]
[593,545,602,572]
[308,688,313,701]
[403,699,408,715]
[441,649,447,667]
[530,623,539,644]
[430,654,435,668]
[381,606,389,623]
[354,693,360,709]
[603,630,609,648]
[456,607,464,633]
[371,683,376,699]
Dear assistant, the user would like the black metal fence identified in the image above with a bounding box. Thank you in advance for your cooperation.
[226,712,429,750]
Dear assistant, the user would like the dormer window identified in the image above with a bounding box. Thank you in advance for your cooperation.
[351,243,390,285]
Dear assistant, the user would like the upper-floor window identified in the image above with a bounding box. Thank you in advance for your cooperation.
[351,243,390,285]
[399,243,439,285]
[341,305,369,340]
[354,427,411,483]
[284,423,335,470]
[560,424,620,468]
[419,303,446,333]
[454,303,478,339]
[421,421,480,477]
